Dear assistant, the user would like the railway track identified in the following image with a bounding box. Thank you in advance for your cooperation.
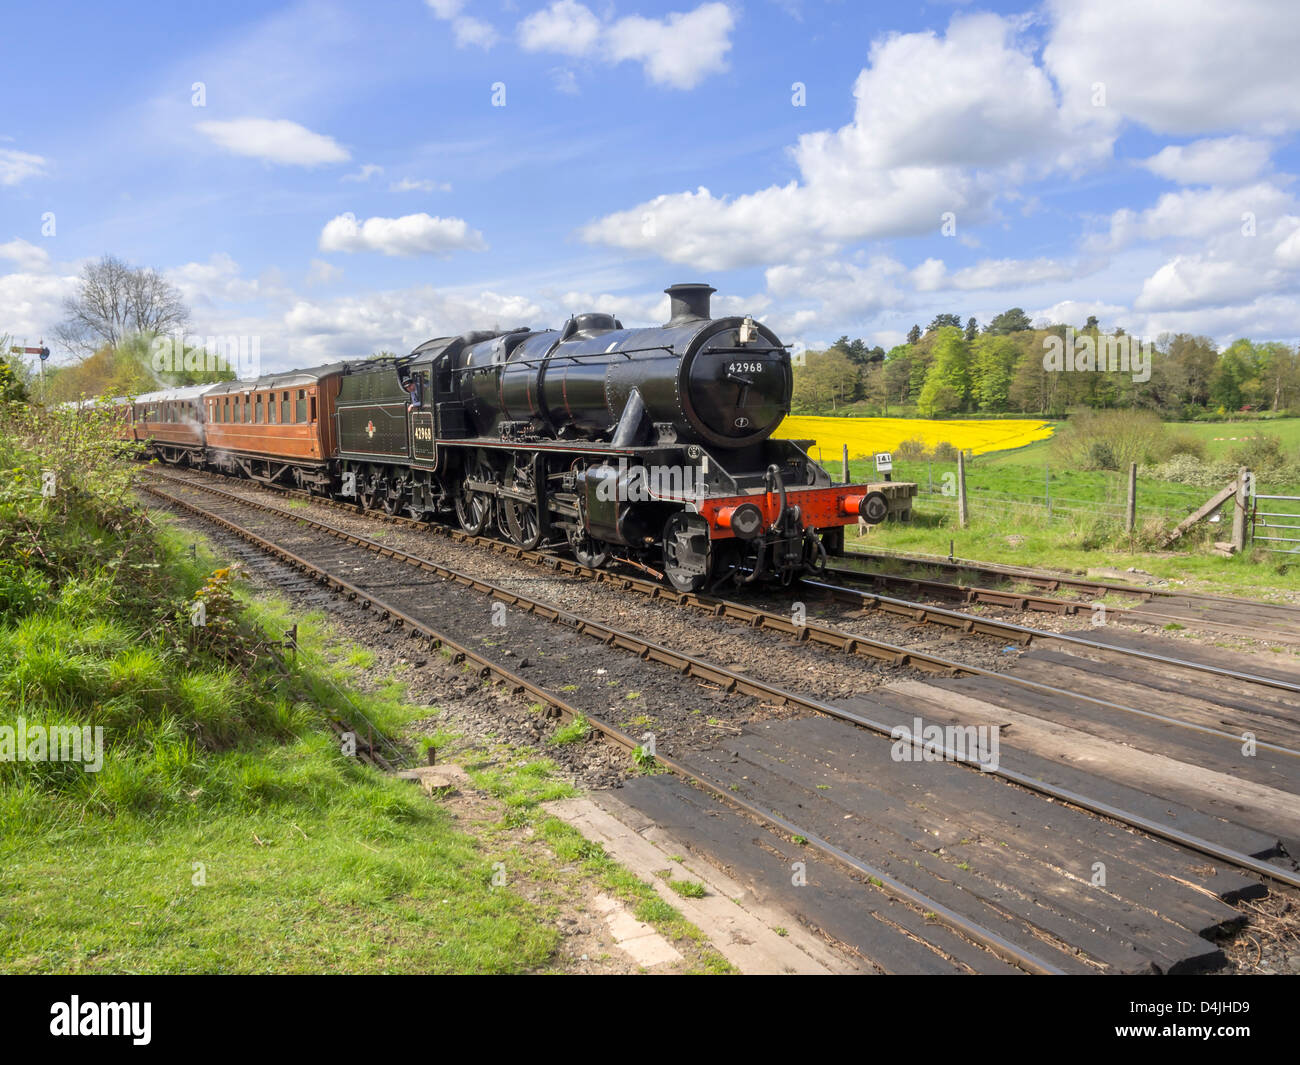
[139,470,1300,973]
[839,546,1300,645]
[148,469,1300,774]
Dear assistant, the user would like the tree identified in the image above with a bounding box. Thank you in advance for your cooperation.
[0,343,30,403]
[1209,340,1256,411]
[55,254,189,359]
[917,327,970,416]
[970,334,1020,412]
[906,324,921,345]
[791,349,860,413]
[1084,315,1099,331]
[926,313,962,333]
[985,307,1032,335]
[964,317,978,341]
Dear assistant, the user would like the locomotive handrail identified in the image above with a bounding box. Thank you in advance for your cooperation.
[447,343,680,378]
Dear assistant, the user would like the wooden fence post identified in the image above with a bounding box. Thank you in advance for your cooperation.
[1126,463,1137,534]
[842,444,849,485]
[957,451,968,528]
[1231,466,1248,551]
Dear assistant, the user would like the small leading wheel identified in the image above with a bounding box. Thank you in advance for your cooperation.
[570,533,611,570]
[499,496,543,550]
[662,512,712,593]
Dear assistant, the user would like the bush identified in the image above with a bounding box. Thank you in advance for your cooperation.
[1166,432,1207,461]
[1052,408,1171,470]
[1228,434,1290,472]
[894,436,929,460]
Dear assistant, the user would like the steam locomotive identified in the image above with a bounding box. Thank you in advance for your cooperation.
[126,284,915,591]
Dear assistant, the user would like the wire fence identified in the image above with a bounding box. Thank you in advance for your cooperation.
[896,460,1235,527]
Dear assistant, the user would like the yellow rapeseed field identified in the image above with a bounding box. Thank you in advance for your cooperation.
[777,416,1055,459]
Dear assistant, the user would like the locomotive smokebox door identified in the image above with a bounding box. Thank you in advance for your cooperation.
[411,411,436,466]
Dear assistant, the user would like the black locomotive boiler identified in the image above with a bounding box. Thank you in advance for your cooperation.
[332,283,915,591]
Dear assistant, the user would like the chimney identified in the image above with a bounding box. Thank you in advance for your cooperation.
[665,283,716,326]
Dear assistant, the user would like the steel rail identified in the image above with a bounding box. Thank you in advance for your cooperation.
[820,563,1091,616]
[141,478,1300,891]
[802,577,1300,696]
[843,546,1300,612]
[138,479,1060,974]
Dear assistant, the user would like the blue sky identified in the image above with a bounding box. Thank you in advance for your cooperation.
[4,0,1300,374]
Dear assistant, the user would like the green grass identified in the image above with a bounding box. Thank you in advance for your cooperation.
[0,512,558,973]
[0,414,731,974]
[548,714,591,746]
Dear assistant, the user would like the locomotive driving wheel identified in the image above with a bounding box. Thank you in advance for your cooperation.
[453,455,495,535]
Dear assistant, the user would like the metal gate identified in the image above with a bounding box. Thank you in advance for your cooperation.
[1251,490,1300,553]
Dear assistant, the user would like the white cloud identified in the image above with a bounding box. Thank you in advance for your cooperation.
[1094,182,1294,252]
[0,238,51,272]
[764,257,908,330]
[167,253,275,308]
[318,212,488,256]
[0,149,47,186]
[1141,137,1272,186]
[912,256,1080,292]
[390,177,452,193]
[196,118,350,166]
[1044,0,1300,135]
[582,14,1098,268]
[0,269,78,346]
[605,3,735,90]
[517,1,735,89]
[1134,256,1269,312]
[280,286,542,363]
[425,0,498,49]
[518,0,602,56]
[1031,299,1131,332]
[342,163,384,183]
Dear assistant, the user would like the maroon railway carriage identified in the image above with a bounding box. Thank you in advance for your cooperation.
[202,365,345,490]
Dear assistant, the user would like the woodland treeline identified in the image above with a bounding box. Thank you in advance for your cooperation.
[794,310,1300,419]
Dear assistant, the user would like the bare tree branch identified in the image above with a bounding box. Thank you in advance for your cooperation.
[57,254,189,360]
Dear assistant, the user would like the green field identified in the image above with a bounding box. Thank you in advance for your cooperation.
[837,418,1300,598]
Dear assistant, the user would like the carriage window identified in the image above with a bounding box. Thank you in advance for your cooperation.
[281,392,290,423]
[255,395,263,423]
[268,394,277,424]
[295,390,306,422]
[309,394,317,422]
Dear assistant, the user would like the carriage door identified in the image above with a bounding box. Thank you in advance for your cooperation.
[409,369,436,467]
